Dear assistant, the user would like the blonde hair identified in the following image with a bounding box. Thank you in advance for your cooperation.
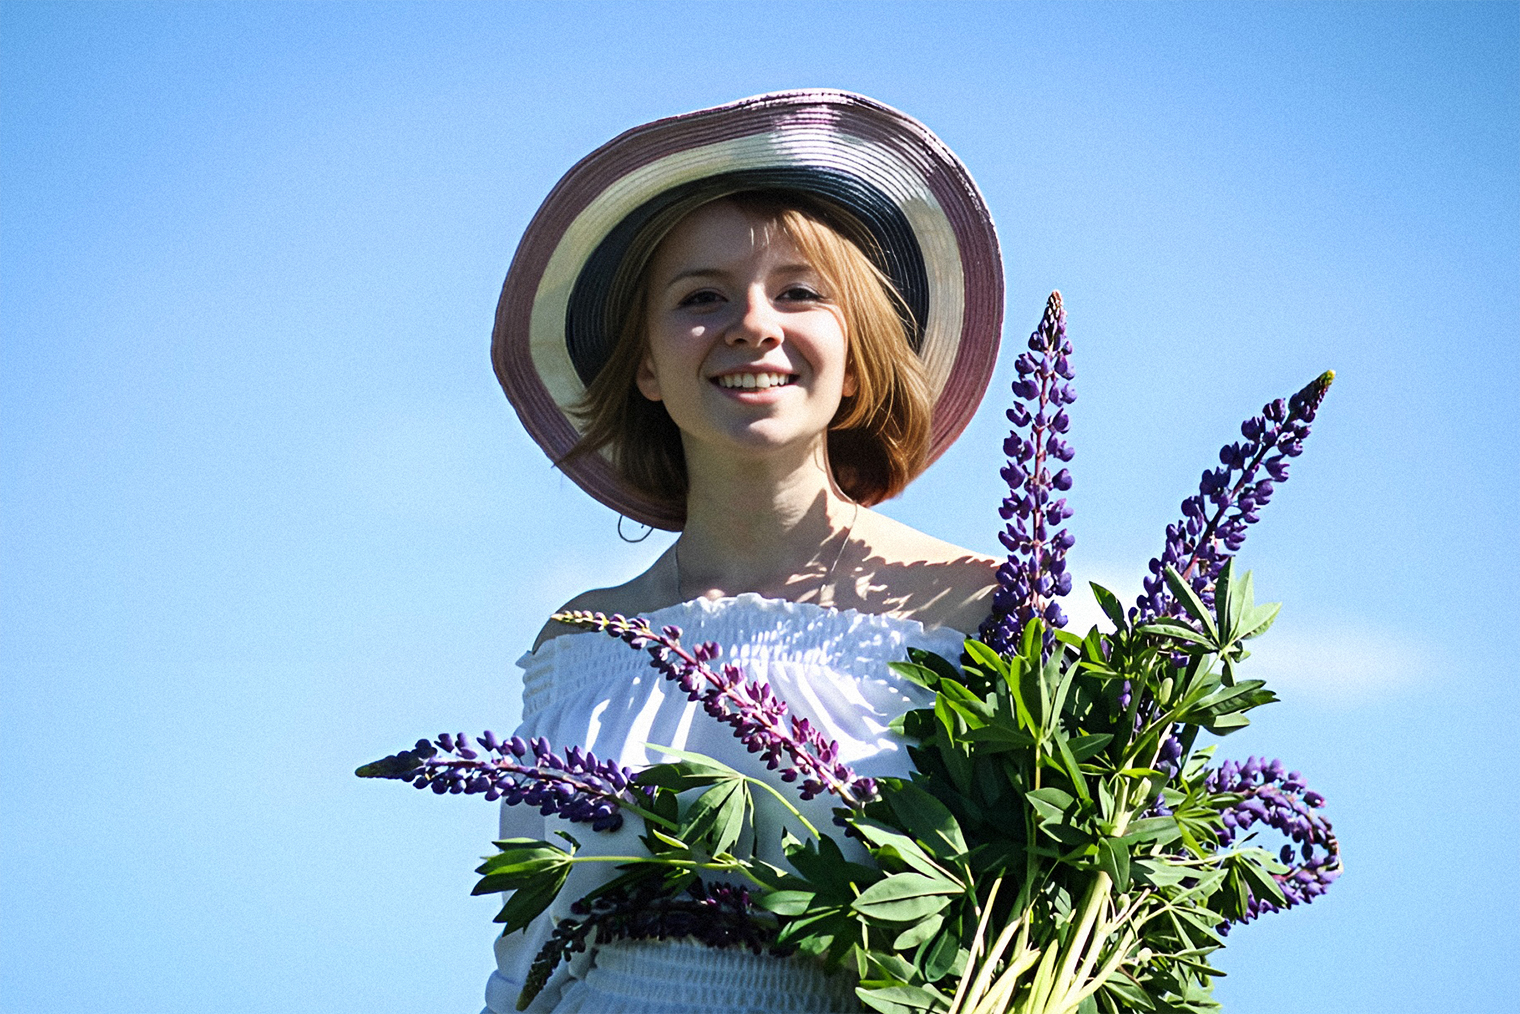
[564,191,933,523]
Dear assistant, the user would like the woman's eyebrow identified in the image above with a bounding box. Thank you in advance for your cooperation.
[769,262,817,277]
[660,267,727,289]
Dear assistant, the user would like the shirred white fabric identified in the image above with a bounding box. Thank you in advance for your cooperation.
[482,594,967,1014]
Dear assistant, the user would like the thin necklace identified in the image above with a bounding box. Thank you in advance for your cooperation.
[673,500,861,604]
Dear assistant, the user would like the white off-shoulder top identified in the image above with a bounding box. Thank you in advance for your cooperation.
[482,594,968,1014]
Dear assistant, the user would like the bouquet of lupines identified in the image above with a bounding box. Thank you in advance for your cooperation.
[359,293,1341,1013]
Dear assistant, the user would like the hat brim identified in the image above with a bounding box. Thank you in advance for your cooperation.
[493,89,1003,530]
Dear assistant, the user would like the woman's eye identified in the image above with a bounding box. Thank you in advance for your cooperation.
[779,284,824,302]
[677,289,724,308]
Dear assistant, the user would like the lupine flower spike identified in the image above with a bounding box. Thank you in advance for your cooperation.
[1135,370,1334,624]
[356,731,643,832]
[554,611,878,808]
[981,290,1077,654]
[1207,756,1342,929]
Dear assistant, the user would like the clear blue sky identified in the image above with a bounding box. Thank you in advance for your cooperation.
[3,2,1516,1012]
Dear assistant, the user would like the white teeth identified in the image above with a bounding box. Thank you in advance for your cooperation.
[718,372,792,390]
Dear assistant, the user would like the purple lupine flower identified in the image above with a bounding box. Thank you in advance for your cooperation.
[1134,371,1334,624]
[356,731,642,832]
[1205,755,1342,929]
[981,291,1078,653]
[554,611,878,808]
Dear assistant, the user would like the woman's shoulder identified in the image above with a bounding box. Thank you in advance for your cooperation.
[840,509,999,635]
[532,558,672,650]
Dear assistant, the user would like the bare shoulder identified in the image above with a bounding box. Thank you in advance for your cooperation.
[845,509,999,635]
[531,557,671,650]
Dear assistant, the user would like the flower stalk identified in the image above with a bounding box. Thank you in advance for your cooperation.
[553,610,879,808]
[982,291,1078,654]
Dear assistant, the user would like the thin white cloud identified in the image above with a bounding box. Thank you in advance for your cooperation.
[1057,565,1423,706]
[1236,624,1424,705]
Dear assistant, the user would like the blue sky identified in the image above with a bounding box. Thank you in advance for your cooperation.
[2,2,1516,1012]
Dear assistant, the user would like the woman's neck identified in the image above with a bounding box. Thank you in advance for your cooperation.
[674,440,858,601]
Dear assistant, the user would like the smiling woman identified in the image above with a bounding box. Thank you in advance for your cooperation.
[482,91,1007,1013]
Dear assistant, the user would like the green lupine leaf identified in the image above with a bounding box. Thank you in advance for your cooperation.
[908,647,965,686]
[1215,559,1242,640]
[962,725,1037,752]
[1043,822,1094,849]
[861,950,918,983]
[891,910,945,950]
[1026,787,1075,824]
[476,839,569,878]
[782,831,881,892]
[1203,713,1253,735]
[753,890,819,916]
[852,819,954,880]
[856,984,946,1014]
[1053,627,1086,651]
[1117,816,1182,847]
[1097,836,1131,890]
[886,782,969,857]
[1100,971,1157,1009]
[1237,855,1288,907]
[961,639,1008,681]
[1090,582,1129,632]
[887,661,944,691]
[647,824,693,850]
[1238,601,1282,641]
[1067,733,1114,762]
[1133,858,1192,887]
[851,872,960,922]
[776,908,850,950]
[639,747,746,781]
[1054,733,1091,803]
[490,863,570,934]
[1164,566,1219,641]
[922,931,964,982]
[681,777,749,857]
[1136,618,1214,645]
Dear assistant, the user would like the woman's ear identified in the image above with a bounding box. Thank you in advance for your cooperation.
[841,361,859,398]
[636,354,663,402]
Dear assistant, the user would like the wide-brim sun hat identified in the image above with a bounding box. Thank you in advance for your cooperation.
[492,89,1003,530]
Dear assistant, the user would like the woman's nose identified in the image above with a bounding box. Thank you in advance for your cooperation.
[726,287,783,347]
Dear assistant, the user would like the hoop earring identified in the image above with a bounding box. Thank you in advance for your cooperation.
[617,515,654,543]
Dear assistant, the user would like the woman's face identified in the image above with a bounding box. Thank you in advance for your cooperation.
[637,200,856,461]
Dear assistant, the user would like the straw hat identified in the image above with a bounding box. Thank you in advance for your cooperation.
[492,89,1003,530]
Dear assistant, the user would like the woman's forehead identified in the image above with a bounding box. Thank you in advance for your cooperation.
[649,200,808,277]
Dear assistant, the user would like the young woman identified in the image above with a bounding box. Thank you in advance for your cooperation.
[485,91,1006,1014]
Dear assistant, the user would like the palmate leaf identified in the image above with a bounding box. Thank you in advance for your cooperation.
[472,840,574,934]
[680,777,751,857]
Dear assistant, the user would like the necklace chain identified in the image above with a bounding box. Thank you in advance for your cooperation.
[673,501,860,604]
